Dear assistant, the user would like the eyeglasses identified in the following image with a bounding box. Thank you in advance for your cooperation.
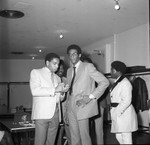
[68,52,78,58]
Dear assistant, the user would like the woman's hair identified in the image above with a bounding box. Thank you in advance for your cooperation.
[56,59,68,77]
[111,61,127,75]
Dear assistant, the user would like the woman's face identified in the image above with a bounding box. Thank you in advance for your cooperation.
[111,67,117,79]
[57,64,64,77]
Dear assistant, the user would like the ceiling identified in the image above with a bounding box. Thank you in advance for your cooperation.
[0,0,149,60]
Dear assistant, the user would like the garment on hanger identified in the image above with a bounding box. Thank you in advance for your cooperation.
[132,77,148,113]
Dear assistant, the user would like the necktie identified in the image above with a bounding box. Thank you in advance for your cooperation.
[69,66,76,95]
[51,73,54,85]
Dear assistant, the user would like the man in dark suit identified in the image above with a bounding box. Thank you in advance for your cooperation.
[66,44,109,145]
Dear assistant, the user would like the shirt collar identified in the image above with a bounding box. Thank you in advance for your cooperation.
[74,60,81,70]
[115,76,121,82]
[44,67,52,74]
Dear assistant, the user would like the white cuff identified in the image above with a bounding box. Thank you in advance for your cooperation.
[89,94,95,99]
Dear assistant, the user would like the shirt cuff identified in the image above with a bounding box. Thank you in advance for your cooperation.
[89,94,96,99]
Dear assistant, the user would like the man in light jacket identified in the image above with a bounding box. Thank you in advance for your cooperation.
[66,44,109,145]
[30,53,69,145]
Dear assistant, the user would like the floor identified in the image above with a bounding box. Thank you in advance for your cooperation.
[58,121,150,145]
[91,121,150,145]
[16,121,150,145]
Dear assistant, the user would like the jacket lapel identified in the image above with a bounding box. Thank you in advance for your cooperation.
[74,62,84,84]
[110,75,125,93]
[68,68,73,85]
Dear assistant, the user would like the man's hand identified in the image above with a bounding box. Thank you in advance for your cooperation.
[63,84,70,92]
[64,111,69,125]
[76,99,84,107]
[76,95,91,107]
[55,83,70,93]
[55,83,65,93]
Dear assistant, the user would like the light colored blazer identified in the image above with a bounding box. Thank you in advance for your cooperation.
[110,77,138,133]
[29,67,61,120]
[66,61,109,120]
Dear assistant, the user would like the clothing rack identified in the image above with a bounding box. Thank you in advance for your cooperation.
[105,68,150,78]
[125,71,150,77]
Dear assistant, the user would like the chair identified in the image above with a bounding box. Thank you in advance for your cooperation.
[56,122,68,145]
[14,110,31,123]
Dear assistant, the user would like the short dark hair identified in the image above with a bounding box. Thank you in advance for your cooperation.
[67,44,82,54]
[44,53,60,64]
[111,61,126,75]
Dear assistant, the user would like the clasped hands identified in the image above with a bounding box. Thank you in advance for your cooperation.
[76,94,91,107]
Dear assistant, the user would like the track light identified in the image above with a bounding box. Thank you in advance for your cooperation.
[114,0,120,10]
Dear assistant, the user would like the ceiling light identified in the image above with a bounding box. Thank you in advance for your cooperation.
[114,0,120,10]
[0,10,24,18]
[59,33,64,39]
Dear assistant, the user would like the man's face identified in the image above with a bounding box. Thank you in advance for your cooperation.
[46,58,60,73]
[68,49,81,65]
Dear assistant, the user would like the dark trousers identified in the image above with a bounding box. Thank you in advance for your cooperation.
[0,131,14,145]
[56,123,71,145]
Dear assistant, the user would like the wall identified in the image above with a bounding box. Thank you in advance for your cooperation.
[0,59,44,109]
[83,23,149,72]
[83,37,114,73]
[0,59,44,82]
[83,23,150,127]
[115,24,149,67]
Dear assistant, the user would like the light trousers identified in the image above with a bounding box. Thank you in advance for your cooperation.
[116,132,132,144]
[68,108,92,145]
[34,108,59,145]
[94,106,104,145]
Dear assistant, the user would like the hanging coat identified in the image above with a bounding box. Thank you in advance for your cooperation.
[132,77,148,113]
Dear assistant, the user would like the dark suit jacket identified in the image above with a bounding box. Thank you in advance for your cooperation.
[132,77,148,113]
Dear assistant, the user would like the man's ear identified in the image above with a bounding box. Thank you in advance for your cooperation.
[46,60,50,66]
[112,68,117,74]
[114,69,117,73]
[79,54,82,58]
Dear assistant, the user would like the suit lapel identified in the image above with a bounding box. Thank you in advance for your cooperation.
[68,68,73,85]
[68,62,84,86]
[42,67,56,87]
[74,62,84,84]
